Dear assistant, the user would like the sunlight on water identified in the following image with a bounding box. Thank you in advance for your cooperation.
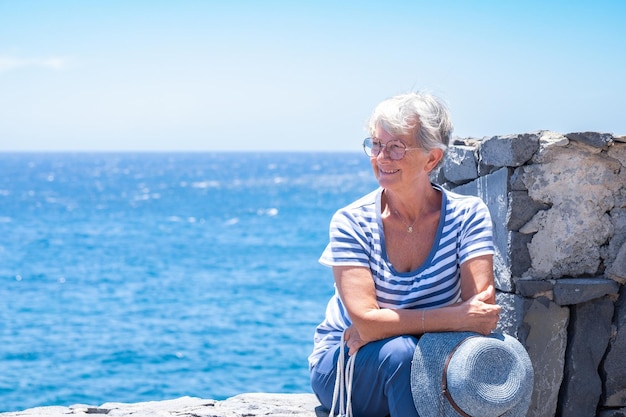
[0,152,378,412]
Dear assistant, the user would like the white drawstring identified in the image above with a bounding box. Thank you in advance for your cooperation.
[330,332,357,417]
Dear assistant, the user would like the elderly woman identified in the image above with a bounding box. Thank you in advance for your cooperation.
[309,92,501,417]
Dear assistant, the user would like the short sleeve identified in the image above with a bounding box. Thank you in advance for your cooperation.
[458,198,495,264]
[319,209,373,268]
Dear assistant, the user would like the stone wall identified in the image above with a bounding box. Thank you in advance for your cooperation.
[432,131,626,417]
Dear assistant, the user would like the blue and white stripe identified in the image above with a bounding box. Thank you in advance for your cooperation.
[308,185,494,368]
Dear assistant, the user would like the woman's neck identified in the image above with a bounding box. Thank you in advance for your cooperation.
[383,184,439,223]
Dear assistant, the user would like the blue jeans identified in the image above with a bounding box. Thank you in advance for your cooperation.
[310,335,420,417]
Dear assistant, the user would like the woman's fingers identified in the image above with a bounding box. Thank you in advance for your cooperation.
[462,287,501,334]
[344,326,366,355]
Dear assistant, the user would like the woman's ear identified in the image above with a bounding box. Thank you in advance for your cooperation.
[425,148,444,172]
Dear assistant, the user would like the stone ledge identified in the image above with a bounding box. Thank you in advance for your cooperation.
[553,278,620,305]
[516,278,620,305]
[0,393,328,417]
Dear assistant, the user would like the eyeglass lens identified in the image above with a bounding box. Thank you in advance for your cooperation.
[363,138,406,160]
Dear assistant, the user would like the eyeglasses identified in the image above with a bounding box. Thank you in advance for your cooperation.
[362,137,422,160]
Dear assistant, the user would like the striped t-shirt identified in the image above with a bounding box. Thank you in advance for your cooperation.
[308,184,495,368]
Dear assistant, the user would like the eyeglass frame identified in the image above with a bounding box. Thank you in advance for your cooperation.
[362,137,424,160]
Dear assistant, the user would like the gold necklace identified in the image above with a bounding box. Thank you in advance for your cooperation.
[393,208,417,233]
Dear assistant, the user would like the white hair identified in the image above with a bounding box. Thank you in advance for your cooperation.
[367,92,453,154]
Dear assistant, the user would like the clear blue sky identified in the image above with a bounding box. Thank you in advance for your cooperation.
[1,0,624,151]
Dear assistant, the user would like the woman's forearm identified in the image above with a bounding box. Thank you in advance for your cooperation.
[352,286,500,343]
[354,304,459,341]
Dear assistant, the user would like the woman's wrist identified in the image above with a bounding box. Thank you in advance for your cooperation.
[433,304,463,333]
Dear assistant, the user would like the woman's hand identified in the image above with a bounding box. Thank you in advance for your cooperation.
[456,285,501,335]
[344,325,368,356]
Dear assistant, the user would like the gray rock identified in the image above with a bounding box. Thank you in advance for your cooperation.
[479,133,540,168]
[599,409,626,417]
[565,132,614,150]
[522,297,569,417]
[609,242,626,284]
[509,166,527,191]
[509,231,533,279]
[496,291,526,338]
[508,191,550,232]
[603,289,626,407]
[453,168,534,283]
[454,167,516,290]
[451,137,483,147]
[443,145,478,184]
[516,279,554,299]
[521,142,620,279]
[553,278,620,305]
[559,297,614,417]
[538,130,570,149]
[219,393,325,417]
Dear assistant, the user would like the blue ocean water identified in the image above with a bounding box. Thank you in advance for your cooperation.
[0,152,378,412]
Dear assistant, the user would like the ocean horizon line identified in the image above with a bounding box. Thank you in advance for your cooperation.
[0,149,363,154]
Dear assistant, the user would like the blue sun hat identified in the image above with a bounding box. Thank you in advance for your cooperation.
[411,332,534,417]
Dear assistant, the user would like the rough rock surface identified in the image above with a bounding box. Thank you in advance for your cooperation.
[522,297,569,417]
[522,140,621,279]
[603,289,626,407]
[558,297,614,416]
[0,394,328,417]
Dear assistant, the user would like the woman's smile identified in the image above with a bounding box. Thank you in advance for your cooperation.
[378,167,400,175]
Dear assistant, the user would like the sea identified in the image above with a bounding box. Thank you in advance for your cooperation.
[0,152,378,412]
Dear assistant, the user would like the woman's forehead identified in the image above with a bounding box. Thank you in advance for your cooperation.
[374,125,417,145]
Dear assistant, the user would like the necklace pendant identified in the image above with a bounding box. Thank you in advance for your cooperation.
[407,226,413,233]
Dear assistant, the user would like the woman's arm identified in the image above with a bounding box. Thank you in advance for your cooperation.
[335,254,501,354]
[460,254,497,303]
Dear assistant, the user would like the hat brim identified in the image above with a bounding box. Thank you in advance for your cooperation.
[411,331,533,417]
